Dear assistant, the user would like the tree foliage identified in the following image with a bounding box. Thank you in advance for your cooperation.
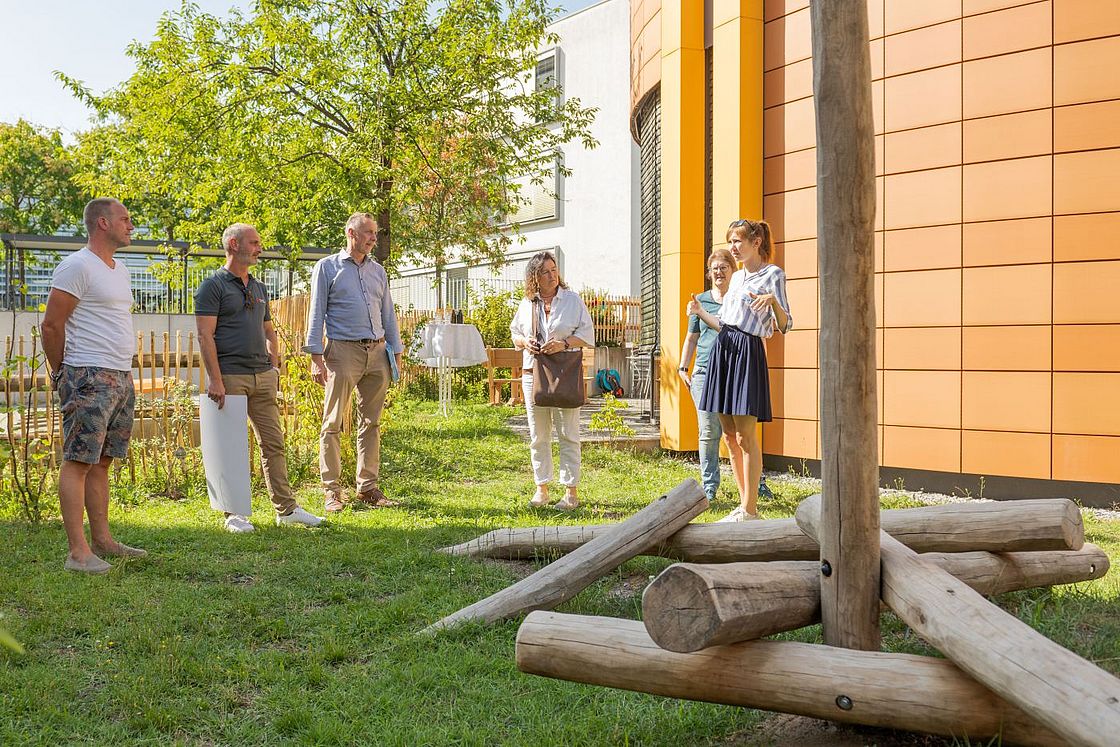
[0,120,85,234]
[61,0,597,270]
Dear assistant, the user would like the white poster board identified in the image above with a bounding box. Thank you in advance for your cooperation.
[199,394,252,516]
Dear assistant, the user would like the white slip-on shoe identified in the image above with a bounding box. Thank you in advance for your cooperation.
[716,506,746,523]
[275,506,324,527]
[64,555,112,575]
[224,515,255,534]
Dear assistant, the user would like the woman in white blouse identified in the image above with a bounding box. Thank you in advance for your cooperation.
[687,219,793,521]
[510,252,596,511]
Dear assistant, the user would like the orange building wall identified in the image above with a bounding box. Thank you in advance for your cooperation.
[762,0,1120,483]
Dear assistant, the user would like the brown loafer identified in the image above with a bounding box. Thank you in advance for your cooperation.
[324,494,346,513]
[356,487,400,508]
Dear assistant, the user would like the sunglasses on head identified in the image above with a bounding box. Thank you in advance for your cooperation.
[729,218,755,228]
[239,284,256,310]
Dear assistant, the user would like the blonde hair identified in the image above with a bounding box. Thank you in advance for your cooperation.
[523,251,568,299]
[708,248,737,273]
[726,219,774,262]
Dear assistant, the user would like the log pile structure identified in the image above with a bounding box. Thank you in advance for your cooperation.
[427,1,1120,743]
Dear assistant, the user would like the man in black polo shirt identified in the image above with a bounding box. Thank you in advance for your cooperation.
[195,223,323,532]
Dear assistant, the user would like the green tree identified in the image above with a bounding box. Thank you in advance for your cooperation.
[61,0,596,271]
[0,120,85,234]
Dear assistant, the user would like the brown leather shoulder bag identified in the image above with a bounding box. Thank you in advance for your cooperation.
[531,297,586,409]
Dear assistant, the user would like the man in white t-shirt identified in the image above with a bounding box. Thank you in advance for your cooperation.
[41,198,147,575]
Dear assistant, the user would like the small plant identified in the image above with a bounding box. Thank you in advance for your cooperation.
[0,624,23,654]
[0,327,56,522]
[589,394,635,443]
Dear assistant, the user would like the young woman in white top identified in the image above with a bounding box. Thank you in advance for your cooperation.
[687,219,793,521]
[509,252,596,511]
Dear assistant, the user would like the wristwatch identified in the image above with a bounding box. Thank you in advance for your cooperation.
[678,366,688,372]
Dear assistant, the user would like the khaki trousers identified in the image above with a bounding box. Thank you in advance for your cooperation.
[221,369,297,515]
[320,339,391,496]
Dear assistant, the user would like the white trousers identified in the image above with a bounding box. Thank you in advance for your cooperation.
[522,374,582,486]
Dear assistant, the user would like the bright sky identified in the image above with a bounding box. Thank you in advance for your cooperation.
[0,0,605,137]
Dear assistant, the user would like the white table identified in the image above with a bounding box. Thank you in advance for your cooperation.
[412,322,488,415]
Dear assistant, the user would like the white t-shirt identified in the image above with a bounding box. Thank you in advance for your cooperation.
[50,247,135,371]
[509,287,596,370]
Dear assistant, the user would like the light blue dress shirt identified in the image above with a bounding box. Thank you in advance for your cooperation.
[302,249,403,355]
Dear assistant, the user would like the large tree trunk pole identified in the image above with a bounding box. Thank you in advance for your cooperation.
[641,545,1109,652]
[812,0,880,649]
[516,612,1064,746]
[878,531,1120,746]
[439,498,1084,561]
[423,480,707,632]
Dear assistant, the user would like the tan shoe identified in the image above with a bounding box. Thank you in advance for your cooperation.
[64,555,112,575]
[529,489,550,508]
[356,487,400,508]
[92,542,147,558]
[324,494,346,513]
[553,497,579,512]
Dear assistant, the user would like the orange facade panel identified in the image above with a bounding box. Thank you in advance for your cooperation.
[963,156,1052,223]
[1053,261,1120,324]
[962,326,1052,371]
[1054,213,1120,262]
[763,57,813,107]
[1055,36,1120,106]
[963,430,1051,479]
[1052,434,1120,483]
[964,109,1052,163]
[1054,0,1120,43]
[763,7,811,71]
[962,2,1051,60]
[772,238,817,279]
[763,186,816,242]
[885,0,960,36]
[1053,373,1120,435]
[784,277,819,329]
[763,147,816,195]
[963,48,1051,119]
[885,65,962,132]
[1055,149,1120,215]
[763,96,816,157]
[764,0,810,23]
[883,268,962,327]
[884,425,962,473]
[885,20,961,78]
[962,217,1052,267]
[762,418,818,459]
[884,224,962,272]
[1055,100,1120,153]
[961,371,1051,432]
[962,264,1052,325]
[766,328,818,369]
[884,327,962,370]
[1054,325,1120,371]
[884,166,962,230]
[884,122,962,175]
[769,367,817,421]
[884,370,962,428]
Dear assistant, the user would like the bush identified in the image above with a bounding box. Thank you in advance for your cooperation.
[467,287,520,348]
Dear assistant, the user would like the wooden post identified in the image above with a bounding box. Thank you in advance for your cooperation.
[516,613,1064,746]
[641,545,1109,652]
[424,480,708,632]
[439,498,1084,561]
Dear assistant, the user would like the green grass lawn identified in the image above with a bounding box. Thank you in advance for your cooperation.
[2,399,1118,745]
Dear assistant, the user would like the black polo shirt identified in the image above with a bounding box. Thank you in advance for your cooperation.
[194,267,273,375]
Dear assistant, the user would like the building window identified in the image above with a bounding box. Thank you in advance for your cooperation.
[534,50,560,123]
[504,156,559,225]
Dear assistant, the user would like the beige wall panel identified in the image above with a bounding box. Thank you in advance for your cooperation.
[963,155,1052,222]
[885,65,963,131]
[1053,373,1120,435]
[763,186,816,242]
[1055,149,1120,215]
[883,268,962,327]
[762,418,818,458]
[1054,261,1120,324]
[963,2,1051,60]
[963,430,1051,479]
[884,371,963,428]
[763,57,813,106]
[763,7,811,71]
[1055,0,1120,43]
[872,79,885,135]
[1053,434,1120,483]
[963,48,1051,119]
[964,109,1052,163]
[885,0,961,35]
[962,217,1052,267]
[964,0,1037,13]
[884,425,962,472]
[868,0,884,39]
[1055,36,1120,105]
[884,327,962,370]
[784,277,818,329]
[772,238,817,279]
[1054,325,1120,371]
[763,96,816,157]
[763,0,809,23]
[766,328,818,368]
[1055,100,1120,153]
[763,147,815,195]
[884,166,962,230]
[884,122,962,174]
[1054,213,1120,262]
[884,224,962,272]
[769,367,817,420]
[875,270,884,328]
[875,229,885,273]
[885,21,962,77]
[870,37,884,80]
[961,371,1052,431]
[962,326,1052,371]
[962,264,1052,325]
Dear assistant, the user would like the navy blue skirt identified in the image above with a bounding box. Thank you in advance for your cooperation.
[698,325,772,420]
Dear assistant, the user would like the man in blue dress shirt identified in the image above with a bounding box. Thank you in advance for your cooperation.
[303,212,403,513]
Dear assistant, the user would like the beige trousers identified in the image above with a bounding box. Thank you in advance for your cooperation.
[221,369,297,515]
[320,339,391,496]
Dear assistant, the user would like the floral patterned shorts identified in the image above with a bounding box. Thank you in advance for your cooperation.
[58,365,136,464]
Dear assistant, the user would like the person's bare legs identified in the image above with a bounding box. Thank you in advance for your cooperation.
[719,414,747,504]
[730,414,762,516]
[58,459,97,562]
[85,456,123,553]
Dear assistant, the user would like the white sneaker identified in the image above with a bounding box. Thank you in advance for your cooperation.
[716,506,760,523]
[275,506,324,527]
[224,515,255,533]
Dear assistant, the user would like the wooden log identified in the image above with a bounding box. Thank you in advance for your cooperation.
[516,612,1064,746]
[879,530,1120,746]
[642,545,1110,652]
[812,0,881,651]
[440,498,1084,561]
[423,479,708,632]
